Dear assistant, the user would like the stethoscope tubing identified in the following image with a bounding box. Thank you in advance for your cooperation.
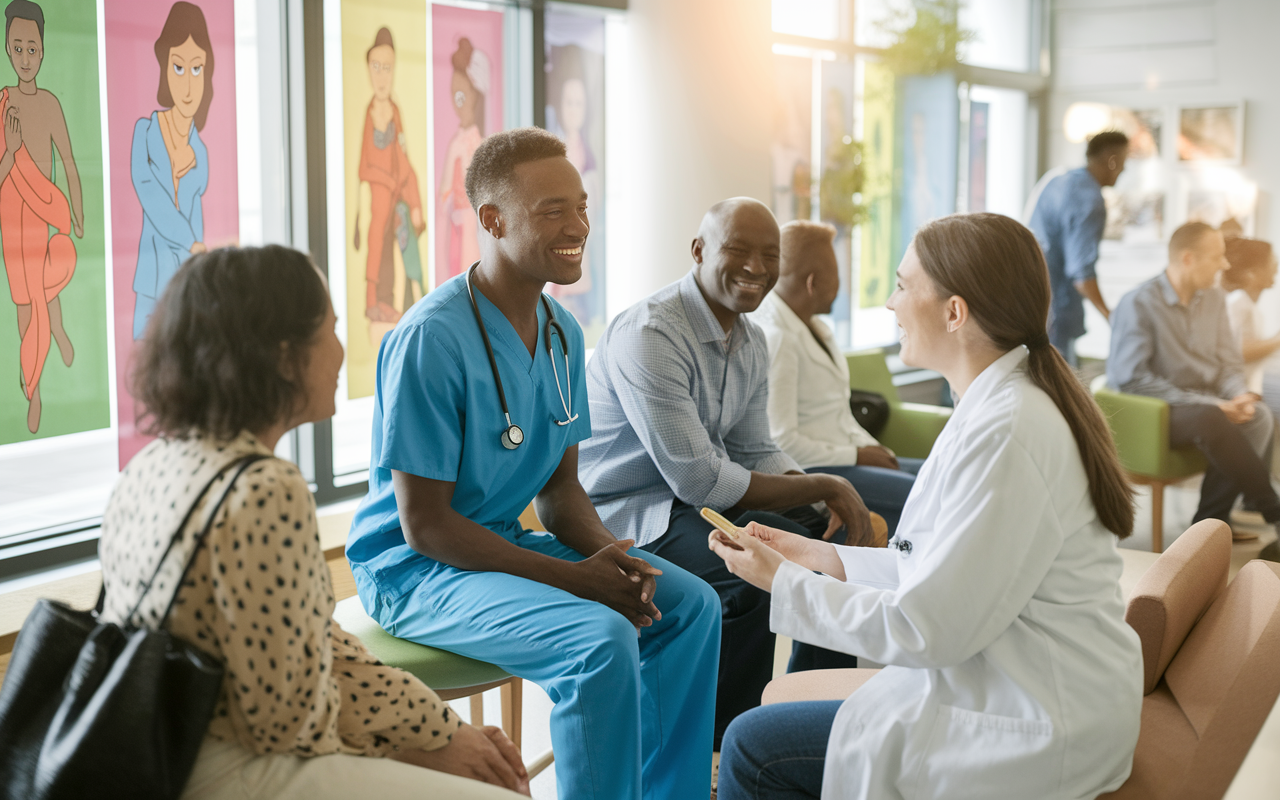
[465,263,578,446]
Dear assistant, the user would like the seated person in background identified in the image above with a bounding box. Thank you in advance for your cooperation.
[101,246,528,799]
[1224,237,1280,416]
[1108,222,1280,544]
[1222,237,1280,562]
[344,128,719,800]
[753,220,922,536]
[711,213,1143,800]
[578,197,878,749]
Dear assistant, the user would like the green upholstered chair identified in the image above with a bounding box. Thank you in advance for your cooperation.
[332,595,555,777]
[332,499,558,776]
[845,350,951,459]
[1090,375,1207,552]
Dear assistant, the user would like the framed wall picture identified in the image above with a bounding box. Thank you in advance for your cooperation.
[1177,102,1244,164]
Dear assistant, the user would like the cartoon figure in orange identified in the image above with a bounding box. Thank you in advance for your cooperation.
[354,27,424,326]
[0,0,83,434]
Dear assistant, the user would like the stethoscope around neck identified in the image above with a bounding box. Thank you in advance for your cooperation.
[465,262,578,450]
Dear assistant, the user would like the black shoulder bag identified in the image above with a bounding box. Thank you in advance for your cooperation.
[0,453,269,800]
[848,390,890,439]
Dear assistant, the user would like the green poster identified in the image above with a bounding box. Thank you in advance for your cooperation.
[0,0,109,443]
[859,60,896,309]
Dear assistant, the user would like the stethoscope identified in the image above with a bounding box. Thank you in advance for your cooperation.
[465,262,578,450]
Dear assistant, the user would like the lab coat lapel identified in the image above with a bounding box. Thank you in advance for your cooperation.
[771,295,846,384]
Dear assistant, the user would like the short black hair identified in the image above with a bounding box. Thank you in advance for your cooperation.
[1086,130,1129,160]
[464,126,567,211]
[132,246,330,441]
[5,0,44,43]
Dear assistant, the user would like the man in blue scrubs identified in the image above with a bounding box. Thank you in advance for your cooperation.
[346,127,720,800]
[1028,129,1128,365]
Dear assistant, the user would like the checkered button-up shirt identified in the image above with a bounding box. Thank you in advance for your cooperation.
[578,269,801,546]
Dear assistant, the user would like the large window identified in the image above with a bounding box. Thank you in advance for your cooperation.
[0,0,622,581]
[0,0,293,578]
[771,0,1046,351]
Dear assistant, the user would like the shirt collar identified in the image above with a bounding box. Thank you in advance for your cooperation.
[764,292,807,333]
[1074,165,1102,190]
[680,268,739,345]
[1157,270,1194,307]
[954,346,1029,416]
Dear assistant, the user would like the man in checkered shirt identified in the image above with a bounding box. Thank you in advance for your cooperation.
[579,197,875,748]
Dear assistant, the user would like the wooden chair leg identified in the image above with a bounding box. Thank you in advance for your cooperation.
[1151,480,1164,553]
[500,678,522,751]
[470,692,485,727]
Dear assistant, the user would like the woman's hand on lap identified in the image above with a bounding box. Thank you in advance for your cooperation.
[394,723,531,795]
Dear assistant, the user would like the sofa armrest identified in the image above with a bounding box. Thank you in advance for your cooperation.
[880,402,951,460]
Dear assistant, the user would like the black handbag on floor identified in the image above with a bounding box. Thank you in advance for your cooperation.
[0,454,268,800]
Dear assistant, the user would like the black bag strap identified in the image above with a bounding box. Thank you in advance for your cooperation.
[156,454,271,627]
[119,453,270,626]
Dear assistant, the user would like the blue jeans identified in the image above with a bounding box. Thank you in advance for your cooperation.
[807,458,924,537]
[718,701,842,800]
[643,503,857,749]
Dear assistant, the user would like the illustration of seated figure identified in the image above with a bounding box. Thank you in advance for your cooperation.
[0,0,84,434]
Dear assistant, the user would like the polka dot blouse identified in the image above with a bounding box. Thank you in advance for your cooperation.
[99,431,462,758]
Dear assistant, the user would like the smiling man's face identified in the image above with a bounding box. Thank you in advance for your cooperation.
[693,202,781,322]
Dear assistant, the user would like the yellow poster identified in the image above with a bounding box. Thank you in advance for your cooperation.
[341,0,428,399]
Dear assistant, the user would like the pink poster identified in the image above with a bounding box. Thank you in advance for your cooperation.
[105,0,238,467]
[432,3,502,289]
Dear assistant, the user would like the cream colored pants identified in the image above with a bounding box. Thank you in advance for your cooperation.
[180,736,527,800]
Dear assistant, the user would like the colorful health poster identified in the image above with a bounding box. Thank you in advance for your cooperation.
[0,0,110,444]
[432,3,502,290]
[105,0,238,467]
[341,0,428,400]
[545,9,605,345]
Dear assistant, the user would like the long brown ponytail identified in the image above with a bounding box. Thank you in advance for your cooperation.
[913,213,1134,538]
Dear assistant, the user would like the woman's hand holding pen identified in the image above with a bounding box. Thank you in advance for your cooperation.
[707,524,787,592]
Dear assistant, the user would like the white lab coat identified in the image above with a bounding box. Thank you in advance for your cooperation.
[770,347,1143,800]
[752,294,878,468]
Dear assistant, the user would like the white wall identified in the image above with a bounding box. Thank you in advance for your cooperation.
[1049,0,1280,357]
[606,0,775,316]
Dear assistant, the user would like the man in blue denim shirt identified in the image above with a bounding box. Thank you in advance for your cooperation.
[1029,130,1128,365]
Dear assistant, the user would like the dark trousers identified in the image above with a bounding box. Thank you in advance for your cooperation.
[641,502,857,749]
[1169,402,1280,524]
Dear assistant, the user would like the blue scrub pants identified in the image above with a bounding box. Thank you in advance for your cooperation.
[806,458,924,537]
[355,530,720,800]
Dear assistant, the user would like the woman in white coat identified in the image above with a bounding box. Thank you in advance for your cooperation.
[712,213,1144,800]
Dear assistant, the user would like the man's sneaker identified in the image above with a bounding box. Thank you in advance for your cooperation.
[1259,537,1280,563]
[1232,528,1261,542]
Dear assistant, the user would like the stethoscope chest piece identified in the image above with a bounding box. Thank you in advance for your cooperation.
[501,424,524,450]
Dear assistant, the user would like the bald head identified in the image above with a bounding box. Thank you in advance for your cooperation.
[697,197,779,246]
[691,197,781,330]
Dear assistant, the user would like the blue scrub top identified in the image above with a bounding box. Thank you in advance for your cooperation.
[346,274,591,600]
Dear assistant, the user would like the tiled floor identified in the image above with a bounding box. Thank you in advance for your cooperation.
[494,478,1280,799]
